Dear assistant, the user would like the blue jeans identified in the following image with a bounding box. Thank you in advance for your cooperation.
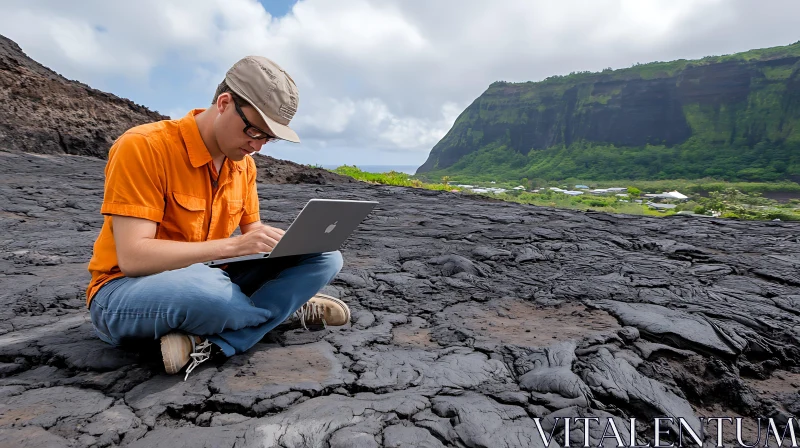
[89,251,343,357]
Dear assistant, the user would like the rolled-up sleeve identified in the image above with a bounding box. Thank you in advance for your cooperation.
[100,132,166,223]
[239,157,260,226]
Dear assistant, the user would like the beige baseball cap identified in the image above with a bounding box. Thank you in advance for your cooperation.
[224,56,300,143]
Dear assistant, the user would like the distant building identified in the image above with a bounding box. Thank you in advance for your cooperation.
[606,187,628,192]
[646,202,677,210]
[513,186,526,190]
[575,185,590,189]
[563,191,584,196]
[645,190,688,201]
[666,190,688,200]
[471,187,507,194]
[549,187,563,191]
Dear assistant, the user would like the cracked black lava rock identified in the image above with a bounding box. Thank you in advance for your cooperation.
[1,151,799,447]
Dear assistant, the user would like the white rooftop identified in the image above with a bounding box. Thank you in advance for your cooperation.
[666,190,688,199]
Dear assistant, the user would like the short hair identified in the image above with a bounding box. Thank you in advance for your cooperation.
[212,80,245,105]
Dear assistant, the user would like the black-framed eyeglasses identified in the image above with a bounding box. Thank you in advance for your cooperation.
[233,101,278,141]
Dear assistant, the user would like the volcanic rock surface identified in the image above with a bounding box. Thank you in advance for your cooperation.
[254,155,356,186]
[0,35,167,158]
[1,151,799,447]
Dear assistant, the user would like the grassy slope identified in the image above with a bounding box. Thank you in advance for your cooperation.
[331,166,800,221]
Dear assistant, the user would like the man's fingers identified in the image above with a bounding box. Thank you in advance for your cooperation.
[240,231,280,254]
[264,236,279,250]
[265,225,285,236]
[252,232,279,250]
[262,227,284,241]
[254,242,271,253]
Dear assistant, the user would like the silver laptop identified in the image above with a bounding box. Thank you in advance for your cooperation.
[204,199,378,266]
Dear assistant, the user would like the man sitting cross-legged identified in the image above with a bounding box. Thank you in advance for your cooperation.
[85,56,349,380]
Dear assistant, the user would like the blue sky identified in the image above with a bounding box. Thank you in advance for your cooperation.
[2,0,800,168]
[258,0,297,18]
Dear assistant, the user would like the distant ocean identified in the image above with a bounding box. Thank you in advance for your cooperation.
[321,165,419,175]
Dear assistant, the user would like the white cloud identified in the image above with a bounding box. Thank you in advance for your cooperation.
[1,7,156,76]
[1,0,799,165]
[375,101,463,150]
[293,97,357,134]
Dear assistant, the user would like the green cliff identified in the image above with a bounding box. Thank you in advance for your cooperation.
[417,42,800,182]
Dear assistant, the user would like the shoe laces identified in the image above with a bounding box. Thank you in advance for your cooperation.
[184,337,212,381]
[293,301,327,330]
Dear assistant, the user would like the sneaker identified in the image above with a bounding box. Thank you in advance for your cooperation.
[160,332,213,381]
[291,293,351,330]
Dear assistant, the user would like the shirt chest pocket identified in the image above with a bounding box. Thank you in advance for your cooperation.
[226,199,244,236]
[167,192,207,241]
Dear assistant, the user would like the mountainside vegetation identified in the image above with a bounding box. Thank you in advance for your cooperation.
[417,42,800,183]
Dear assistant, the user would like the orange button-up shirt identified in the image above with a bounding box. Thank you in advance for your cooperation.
[86,109,261,306]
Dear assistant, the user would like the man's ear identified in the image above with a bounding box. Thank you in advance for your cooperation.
[216,92,233,115]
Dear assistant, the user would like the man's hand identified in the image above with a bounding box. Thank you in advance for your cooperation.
[232,224,285,255]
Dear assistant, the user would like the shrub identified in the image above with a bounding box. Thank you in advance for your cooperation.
[585,199,609,207]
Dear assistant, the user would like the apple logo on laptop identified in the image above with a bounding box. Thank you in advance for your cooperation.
[325,221,338,234]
